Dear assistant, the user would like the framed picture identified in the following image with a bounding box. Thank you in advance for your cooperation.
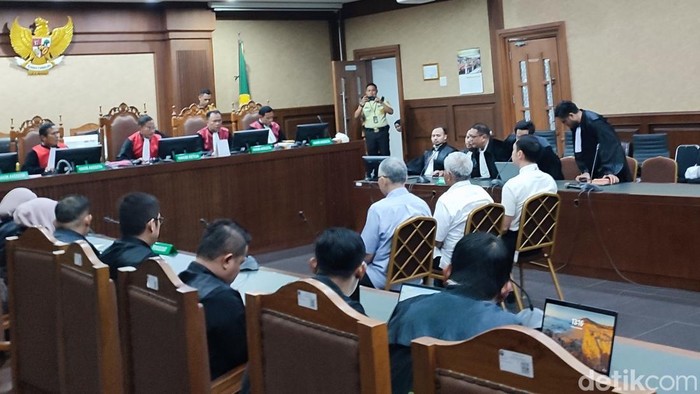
[422,63,439,80]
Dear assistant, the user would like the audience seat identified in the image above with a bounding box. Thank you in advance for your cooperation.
[560,156,578,180]
[385,216,436,290]
[512,193,563,310]
[117,258,244,393]
[56,241,124,393]
[533,130,558,155]
[641,156,677,183]
[674,144,699,182]
[632,133,669,165]
[626,156,639,181]
[411,325,655,393]
[171,104,208,136]
[464,203,504,236]
[6,227,67,393]
[232,100,262,131]
[246,278,391,394]
[99,103,142,161]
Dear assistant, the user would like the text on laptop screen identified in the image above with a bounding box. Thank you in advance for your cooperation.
[541,300,617,375]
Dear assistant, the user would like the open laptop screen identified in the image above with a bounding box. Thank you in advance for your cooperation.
[541,299,618,375]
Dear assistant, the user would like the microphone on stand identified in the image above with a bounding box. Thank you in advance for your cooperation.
[416,148,438,184]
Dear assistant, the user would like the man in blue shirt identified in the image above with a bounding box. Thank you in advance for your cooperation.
[388,233,520,393]
[360,157,431,290]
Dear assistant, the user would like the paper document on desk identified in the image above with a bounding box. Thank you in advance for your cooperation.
[215,138,230,157]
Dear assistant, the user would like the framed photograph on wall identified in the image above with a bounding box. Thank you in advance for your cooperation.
[422,63,439,80]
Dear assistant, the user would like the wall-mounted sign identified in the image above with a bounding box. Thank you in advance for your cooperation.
[10,16,74,75]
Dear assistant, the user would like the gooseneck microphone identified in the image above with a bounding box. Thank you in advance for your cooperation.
[590,143,600,179]
[416,147,438,184]
[103,216,120,225]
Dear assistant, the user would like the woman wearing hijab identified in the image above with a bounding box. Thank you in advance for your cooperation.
[0,188,38,277]
[13,198,58,233]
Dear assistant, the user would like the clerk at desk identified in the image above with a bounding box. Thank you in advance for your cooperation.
[117,115,162,161]
[22,122,67,175]
[406,126,457,177]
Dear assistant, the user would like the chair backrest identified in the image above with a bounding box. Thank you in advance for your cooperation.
[117,258,210,393]
[560,156,579,180]
[56,241,124,393]
[411,325,654,394]
[246,278,391,394]
[11,116,65,164]
[464,203,505,236]
[99,103,141,161]
[6,227,66,393]
[674,144,700,180]
[171,104,208,136]
[631,133,669,165]
[232,100,262,131]
[386,216,437,290]
[641,156,677,183]
[626,156,638,180]
[533,130,558,155]
[515,193,560,254]
[563,130,574,157]
[70,122,100,136]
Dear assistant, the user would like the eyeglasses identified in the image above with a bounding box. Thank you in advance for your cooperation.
[152,215,165,225]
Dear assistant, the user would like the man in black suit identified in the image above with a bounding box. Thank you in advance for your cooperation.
[407,126,457,177]
[513,120,564,180]
[466,123,508,179]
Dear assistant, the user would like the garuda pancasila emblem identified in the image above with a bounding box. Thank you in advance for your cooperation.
[9,16,74,75]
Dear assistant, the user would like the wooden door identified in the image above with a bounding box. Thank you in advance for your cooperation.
[331,61,370,141]
[507,37,563,151]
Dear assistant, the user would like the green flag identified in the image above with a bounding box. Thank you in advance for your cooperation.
[238,39,251,106]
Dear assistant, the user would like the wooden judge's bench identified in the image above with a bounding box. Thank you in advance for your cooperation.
[0,141,365,254]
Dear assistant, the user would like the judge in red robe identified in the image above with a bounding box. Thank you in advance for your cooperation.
[117,115,161,161]
[21,122,67,175]
[196,110,231,152]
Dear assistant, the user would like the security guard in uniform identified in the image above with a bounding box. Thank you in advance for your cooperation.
[354,82,394,156]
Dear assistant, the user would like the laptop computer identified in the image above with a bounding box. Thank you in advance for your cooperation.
[495,161,519,183]
[398,283,443,302]
[541,299,618,375]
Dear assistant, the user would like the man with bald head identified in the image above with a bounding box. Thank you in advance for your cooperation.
[407,126,457,177]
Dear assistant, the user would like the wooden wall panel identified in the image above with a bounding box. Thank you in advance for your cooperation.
[606,112,700,156]
[404,94,498,159]
[220,104,335,140]
[0,4,215,127]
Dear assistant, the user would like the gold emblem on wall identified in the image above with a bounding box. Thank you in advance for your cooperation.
[9,16,74,75]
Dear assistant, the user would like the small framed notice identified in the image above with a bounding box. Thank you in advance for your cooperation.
[423,63,439,80]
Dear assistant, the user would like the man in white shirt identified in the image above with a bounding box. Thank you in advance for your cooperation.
[433,152,493,276]
[500,135,558,257]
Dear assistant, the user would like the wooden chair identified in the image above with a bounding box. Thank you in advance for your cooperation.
[99,103,141,161]
[641,156,677,183]
[512,193,563,310]
[56,241,124,394]
[231,100,262,131]
[10,116,65,165]
[625,156,638,181]
[412,325,655,394]
[69,122,100,136]
[560,156,579,180]
[246,278,391,394]
[386,216,437,290]
[6,227,67,393]
[464,203,505,236]
[117,258,244,393]
[171,104,208,136]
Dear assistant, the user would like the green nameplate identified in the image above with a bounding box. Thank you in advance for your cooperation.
[76,163,107,173]
[435,177,446,186]
[0,172,29,182]
[152,242,176,255]
[249,144,274,154]
[175,152,202,162]
[309,138,333,147]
